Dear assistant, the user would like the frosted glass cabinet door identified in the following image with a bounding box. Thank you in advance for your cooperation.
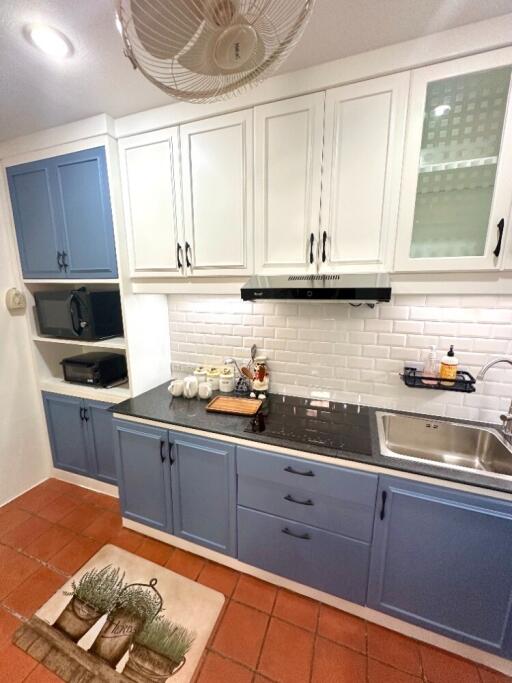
[180,110,254,276]
[395,50,512,272]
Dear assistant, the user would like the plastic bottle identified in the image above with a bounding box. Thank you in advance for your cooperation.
[421,345,438,386]
[440,345,458,386]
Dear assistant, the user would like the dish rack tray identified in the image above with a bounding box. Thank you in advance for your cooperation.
[400,368,476,393]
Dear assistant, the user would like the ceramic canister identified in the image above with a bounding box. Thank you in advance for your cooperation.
[206,367,220,390]
[194,366,207,384]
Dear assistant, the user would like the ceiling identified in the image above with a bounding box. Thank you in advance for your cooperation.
[0,0,511,143]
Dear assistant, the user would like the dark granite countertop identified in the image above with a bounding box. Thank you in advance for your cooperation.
[111,382,512,496]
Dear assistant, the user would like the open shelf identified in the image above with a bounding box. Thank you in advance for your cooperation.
[23,279,120,285]
[32,335,126,350]
[40,377,131,404]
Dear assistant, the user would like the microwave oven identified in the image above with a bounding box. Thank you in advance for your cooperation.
[34,288,123,341]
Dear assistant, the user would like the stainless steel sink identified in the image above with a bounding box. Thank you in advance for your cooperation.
[376,411,512,478]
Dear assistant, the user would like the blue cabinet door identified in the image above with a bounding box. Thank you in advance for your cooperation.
[114,420,171,531]
[53,147,118,279]
[43,392,90,475]
[85,400,117,485]
[6,159,64,278]
[170,432,236,556]
[368,476,512,657]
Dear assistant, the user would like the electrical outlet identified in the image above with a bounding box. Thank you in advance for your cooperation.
[5,287,26,312]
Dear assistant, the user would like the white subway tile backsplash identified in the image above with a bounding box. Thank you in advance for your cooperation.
[168,293,512,424]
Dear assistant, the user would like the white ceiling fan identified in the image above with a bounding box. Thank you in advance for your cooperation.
[116,0,316,103]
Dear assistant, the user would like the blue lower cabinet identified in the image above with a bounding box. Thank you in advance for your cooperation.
[85,400,117,484]
[238,506,370,604]
[368,476,512,657]
[113,420,172,531]
[43,393,90,476]
[170,432,236,556]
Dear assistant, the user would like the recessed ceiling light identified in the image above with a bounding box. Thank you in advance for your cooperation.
[25,24,73,59]
[432,104,451,117]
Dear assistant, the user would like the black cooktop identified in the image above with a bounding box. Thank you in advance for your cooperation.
[244,394,372,456]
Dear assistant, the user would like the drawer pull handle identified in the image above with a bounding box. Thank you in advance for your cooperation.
[380,490,387,520]
[282,527,310,540]
[284,466,315,477]
[284,494,314,506]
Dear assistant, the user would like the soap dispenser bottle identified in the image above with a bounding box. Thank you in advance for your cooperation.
[440,345,458,386]
[422,345,438,386]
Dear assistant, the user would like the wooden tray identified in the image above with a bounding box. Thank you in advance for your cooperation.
[206,395,262,416]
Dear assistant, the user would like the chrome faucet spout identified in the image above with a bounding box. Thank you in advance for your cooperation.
[477,358,512,381]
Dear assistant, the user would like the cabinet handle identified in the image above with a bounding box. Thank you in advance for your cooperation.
[57,251,63,271]
[321,231,327,263]
[79,407,84,421]
[284,494,314,506]
[160,439,166,463]
[309,233,315,264]
[185,242,192,268]
[493,218,505,258]
[83,408,89,422]
[176,243,183,270]
[380,490,387,520]
[61,251,68,273]
[282,527,310,540]
[168,441,175,465]
[284,465,315,477]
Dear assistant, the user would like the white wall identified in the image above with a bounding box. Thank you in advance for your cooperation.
[168,293,512,424]
[0,198,50,505]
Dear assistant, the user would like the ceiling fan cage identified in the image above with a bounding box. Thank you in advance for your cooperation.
[117,0,316,103]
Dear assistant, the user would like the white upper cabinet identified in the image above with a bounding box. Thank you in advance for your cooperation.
[395,49,512,272]
[254,93,325,274]
[119,128,184,277]
[180,110,254,277]
[319,73,409,273]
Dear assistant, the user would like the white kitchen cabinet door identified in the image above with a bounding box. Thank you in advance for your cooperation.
[180,110,253,276]
[119,128,185,277]
[395,49,512,273]
[319,73,409,273]
[254,93,325,274]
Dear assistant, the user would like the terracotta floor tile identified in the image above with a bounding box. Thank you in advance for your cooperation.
[0,507,31,537]
[420,645,481,683]
[109,528,145,553]
[0,607,20,651]
[13,486,60,514]
[196,651,253,683]
[198,562,240,597]
[0,515,52,550]
[258,617,314,683]
[81,509,122,543]
[3,566,66,618]
[232,574,277,614]
[479,668,512,682]
[83,490,120,512]
[317,604,366,653]
[24,525,76,562]
[0,545,40,599]
[212,601,268,668]
[367,623,422,676]
[36,494,78,523]
[165,549,206,580]
[253,676,276,683]
[0,643,38,681]
[272,589,319,632]
[311,636,366,683]
[135,537,174,565]
[48,535,102,575]
[24,664,64,682]
[58,504,103,534]
[368,658,423,683]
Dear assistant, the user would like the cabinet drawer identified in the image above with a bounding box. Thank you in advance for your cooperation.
[237,447,377,541]
[237,506,370,604]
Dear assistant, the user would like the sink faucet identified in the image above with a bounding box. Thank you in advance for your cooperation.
[477,358,512,435]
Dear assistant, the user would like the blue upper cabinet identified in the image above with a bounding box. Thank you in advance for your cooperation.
[368,476,512,657]
[170,431,237,556]
[7,158,64,279]
[6,146,117,280]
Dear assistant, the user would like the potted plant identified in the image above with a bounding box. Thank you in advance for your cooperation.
[53,565,124,642]
[123,617,196,682]
[90,578,162,667]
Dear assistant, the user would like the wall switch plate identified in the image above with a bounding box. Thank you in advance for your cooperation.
[5,287,26,312]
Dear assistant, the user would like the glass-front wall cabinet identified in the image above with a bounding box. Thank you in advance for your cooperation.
[395,52,512,272]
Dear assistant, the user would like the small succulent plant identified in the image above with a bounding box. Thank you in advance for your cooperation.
[65,565,125,614]
[135,616,195,662]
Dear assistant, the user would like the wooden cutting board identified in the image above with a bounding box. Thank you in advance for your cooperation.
[206,395,262,416]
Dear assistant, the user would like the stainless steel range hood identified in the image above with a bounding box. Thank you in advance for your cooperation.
[241,274,391,302]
